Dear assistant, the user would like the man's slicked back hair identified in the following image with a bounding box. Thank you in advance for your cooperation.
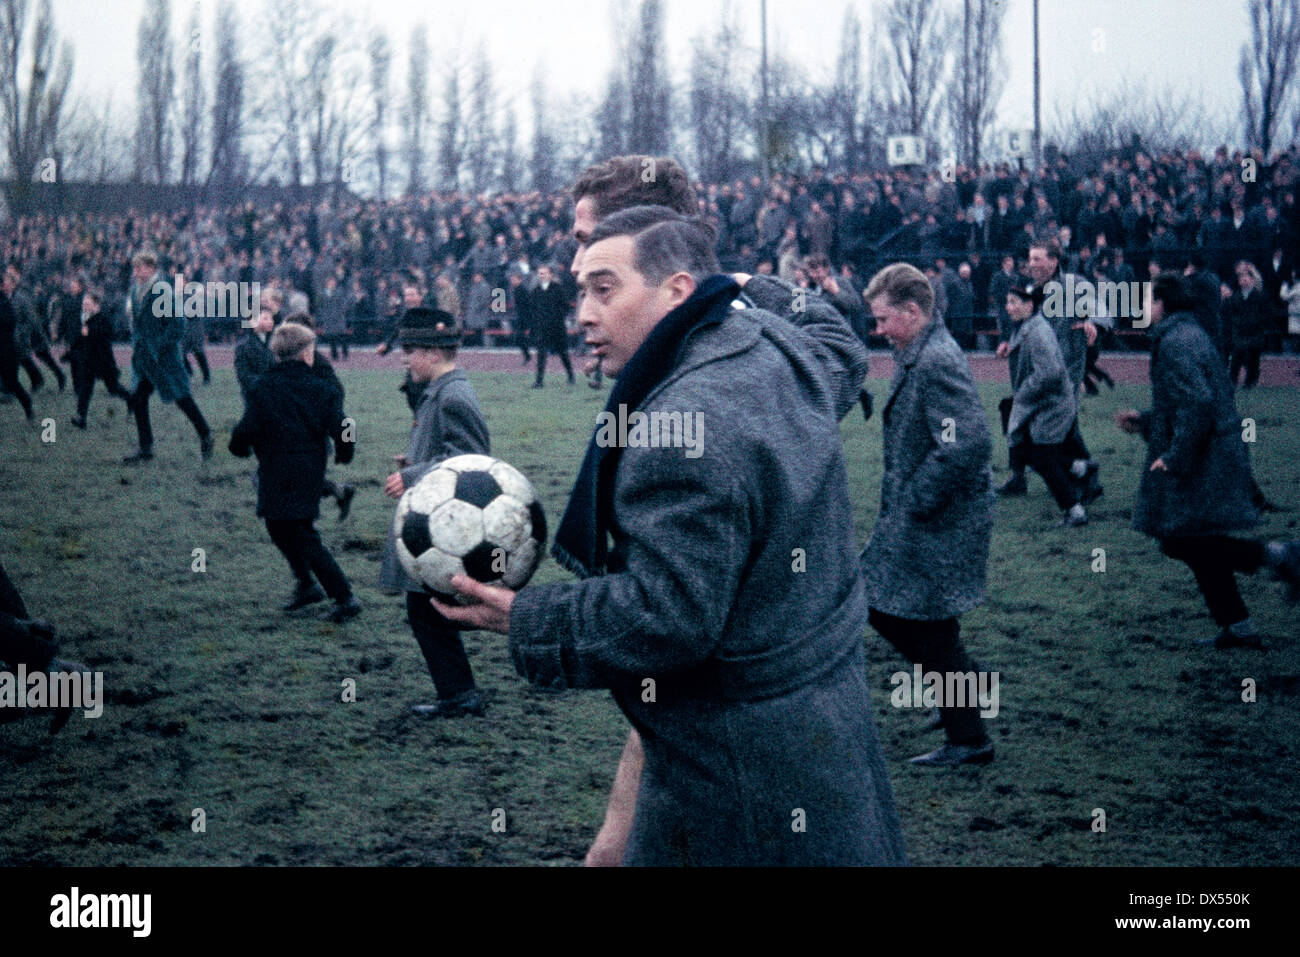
[586,206,720,287]
[572,156,696,218]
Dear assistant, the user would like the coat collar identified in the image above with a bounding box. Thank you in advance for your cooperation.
[885,318,942,413]
[414,367,466,408]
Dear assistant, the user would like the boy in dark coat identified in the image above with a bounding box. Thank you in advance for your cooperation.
[378,308,491,718]
[68,289,133,428]
[1117,275,1300,648]
[233,305,275,404]
[229,322,361,623]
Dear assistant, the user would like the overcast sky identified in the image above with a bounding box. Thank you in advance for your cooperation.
[48,0,1250,144]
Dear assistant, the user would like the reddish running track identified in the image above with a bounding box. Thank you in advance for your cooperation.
[113,345,1300,387]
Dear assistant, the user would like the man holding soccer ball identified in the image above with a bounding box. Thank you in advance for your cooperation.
[434,206,906,866]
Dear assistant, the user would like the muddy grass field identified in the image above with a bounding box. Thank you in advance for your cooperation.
[1,359,1297,866]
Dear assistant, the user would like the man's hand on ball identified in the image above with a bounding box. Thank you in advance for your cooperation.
[430,575,515,635]
[384,472,405,498]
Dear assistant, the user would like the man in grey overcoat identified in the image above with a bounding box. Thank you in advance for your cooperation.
[433,206,907,867]
[862,262,997,768]
[1002,283,1088,526]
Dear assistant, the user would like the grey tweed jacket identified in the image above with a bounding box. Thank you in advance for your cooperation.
[507,276,906,866]
[862,318,994,620]
[378,369,490,595]
[1006,311,1076,444]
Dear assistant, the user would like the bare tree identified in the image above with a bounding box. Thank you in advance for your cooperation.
[596,69,627,159]
[259,0,319,190]
[689,1,747,182]
[304,30,337,186]
[178,1,204,186]
[464,45,497,192]
[135,0,175,183]
[208,0,245,193]
[824,3,867,172]
[404,23,428,195]
[879,0,954,145]
[628,0,670,154]
[436,48,464,190]
[530,65,559,193]
[0,0,74,199]
[950,0,1006,168]
[1240,0,1300,157]
[500,103,521,192]
[1047,80,1230,165]
[368,28,392,199]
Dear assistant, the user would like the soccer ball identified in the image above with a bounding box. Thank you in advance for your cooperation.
[394,454,547,599]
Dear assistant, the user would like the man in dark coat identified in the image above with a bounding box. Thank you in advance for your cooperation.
[234,306,275,404]
[1224,260,1271,390]
[433,207,907,867]
[1116,274,1300,648]
[67,288,132,428]
[229,322,360,623]
[863,262,997,768]
[528,264,574,387]
[0,283,34,421]
[122,252,214,464]
[3,262,65,393]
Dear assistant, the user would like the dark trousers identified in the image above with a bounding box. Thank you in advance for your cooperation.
[869,607,989,746]
[183,346,211,383]
[1010,432,1080,509]
[1159,535,1266,627]
[0,348,33,417]
[131,377,210,450]
[326,333,350,360]
[534,343,573,385]
[1229,346,1262,389]
[265,518,352,602]
[72,362,131,419]
[517,330,531,362]
[406,591,476,699]
[1060,418,1091,463]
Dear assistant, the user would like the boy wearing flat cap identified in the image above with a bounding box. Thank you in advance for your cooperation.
[378,308,493,718]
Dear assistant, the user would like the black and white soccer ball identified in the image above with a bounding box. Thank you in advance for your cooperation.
[394,454,547,600]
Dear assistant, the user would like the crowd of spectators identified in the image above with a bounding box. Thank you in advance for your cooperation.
[3,143,1300,354]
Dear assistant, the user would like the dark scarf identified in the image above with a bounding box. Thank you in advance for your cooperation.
[551,274,740,578]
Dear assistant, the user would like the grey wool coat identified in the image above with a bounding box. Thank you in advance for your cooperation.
[1042,269,1089,389]
[378,369,491,595]
[862,318,995,621]
[1006,312,1077,444]
[1132,312,1260,540]
[507,275,907,867]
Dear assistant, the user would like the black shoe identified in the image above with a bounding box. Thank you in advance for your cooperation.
[996,474,1027,497]
[200,434,215,461]
[283,583,326,611]
[909,741,995,767]
[122,447,154,464]
[71,416,87,429]
[336,484,356,522]
[1272,543,1300,600]
[326,595,362,623]
[531,382,543,389]
[411,688,486,718]
[1195,628,1264,650]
